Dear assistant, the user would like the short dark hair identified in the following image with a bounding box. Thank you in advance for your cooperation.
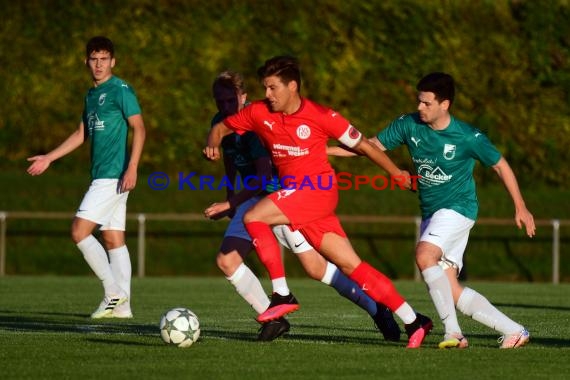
[257,55,302,92]
[86,36,114,58]
[212,70,245,95]
[416,72,455,105]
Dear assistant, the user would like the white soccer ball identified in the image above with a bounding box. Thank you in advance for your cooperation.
[159,307,201,348]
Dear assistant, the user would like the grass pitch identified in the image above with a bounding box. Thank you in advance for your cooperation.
[1,276,569,379]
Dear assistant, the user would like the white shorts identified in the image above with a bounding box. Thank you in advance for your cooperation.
[419,208,475,272]
[272,225,314,254]
[76,179,129,231]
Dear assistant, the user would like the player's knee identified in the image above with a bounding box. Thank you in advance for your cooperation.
[215,253,230,272]
[415,250,438,270]
[216,252,240,276]
[242,210,258,224]
[71,218,96,244]
[70,228,87,244]
[101,233,125,250]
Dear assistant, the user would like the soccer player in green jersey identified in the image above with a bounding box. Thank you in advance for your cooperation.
[330,72,535,349]
[27,36,146,319]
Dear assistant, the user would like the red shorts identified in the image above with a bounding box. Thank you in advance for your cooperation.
[267,186,346,250]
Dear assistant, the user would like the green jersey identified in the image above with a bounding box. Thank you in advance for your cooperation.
[378,113,501,220]
[82,76,141,179]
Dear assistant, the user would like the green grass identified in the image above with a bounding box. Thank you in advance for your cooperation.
[1,276,569,379]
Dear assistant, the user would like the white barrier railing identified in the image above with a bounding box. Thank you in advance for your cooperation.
[0,211,566,283]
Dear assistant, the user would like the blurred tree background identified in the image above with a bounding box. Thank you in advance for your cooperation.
[1,0,569,185]
[1,0,569,279]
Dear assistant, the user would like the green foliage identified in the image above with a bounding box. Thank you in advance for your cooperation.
[2,0,569,184]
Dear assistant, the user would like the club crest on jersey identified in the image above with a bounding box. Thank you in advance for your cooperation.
[98,93,107,106]
[443,144,456,160]
[296,124,311,139]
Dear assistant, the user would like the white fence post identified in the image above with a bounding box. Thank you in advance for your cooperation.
[414,216,421,282]
[552,219,560,284]
[0,212,6,276]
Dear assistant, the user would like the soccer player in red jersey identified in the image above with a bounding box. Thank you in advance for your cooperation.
[204,56,432,347]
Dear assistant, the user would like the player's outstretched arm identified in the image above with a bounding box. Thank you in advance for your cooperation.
[326,145,359,157]
[26,122,86,176]
[351,138,412,189]
[492,157,536,237]
[203,121,233,161]
[327,137,386,157]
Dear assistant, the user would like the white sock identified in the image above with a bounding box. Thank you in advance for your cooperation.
[271,277,290,296]
[108,245,132,300]
[395,302,418,325]
[457,287,523,335]
[320,262,337,285]
[77,235,120,296]
[422,265,462,335]
[227,263,270,314]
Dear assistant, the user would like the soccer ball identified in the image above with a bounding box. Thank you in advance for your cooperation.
[159,307,201,348]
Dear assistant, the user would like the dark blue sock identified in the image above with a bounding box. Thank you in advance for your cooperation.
[330,268,378,316]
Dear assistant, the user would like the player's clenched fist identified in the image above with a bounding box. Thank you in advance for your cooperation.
[203,146,221,161]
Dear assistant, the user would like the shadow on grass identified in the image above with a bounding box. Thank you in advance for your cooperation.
[494,303,570,312]
[0,310,157,337]
[2,310,568,349]
[0,309,397,346]
[204,324,396,346]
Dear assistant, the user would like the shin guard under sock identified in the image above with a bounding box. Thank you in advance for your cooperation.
[245,221,285,280]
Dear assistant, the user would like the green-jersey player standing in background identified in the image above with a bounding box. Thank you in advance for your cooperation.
[27,36,146,319]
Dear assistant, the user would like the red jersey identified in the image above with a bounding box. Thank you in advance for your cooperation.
[223,98,362,185]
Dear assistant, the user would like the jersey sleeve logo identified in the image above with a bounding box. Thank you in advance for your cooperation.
[263,120,275,130]
[349,126,360,139]
[338,125,362,148]
[296,124,311,139]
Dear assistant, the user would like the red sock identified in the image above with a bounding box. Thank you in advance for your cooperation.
[350,261,405,311]
[245,221,285,279]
